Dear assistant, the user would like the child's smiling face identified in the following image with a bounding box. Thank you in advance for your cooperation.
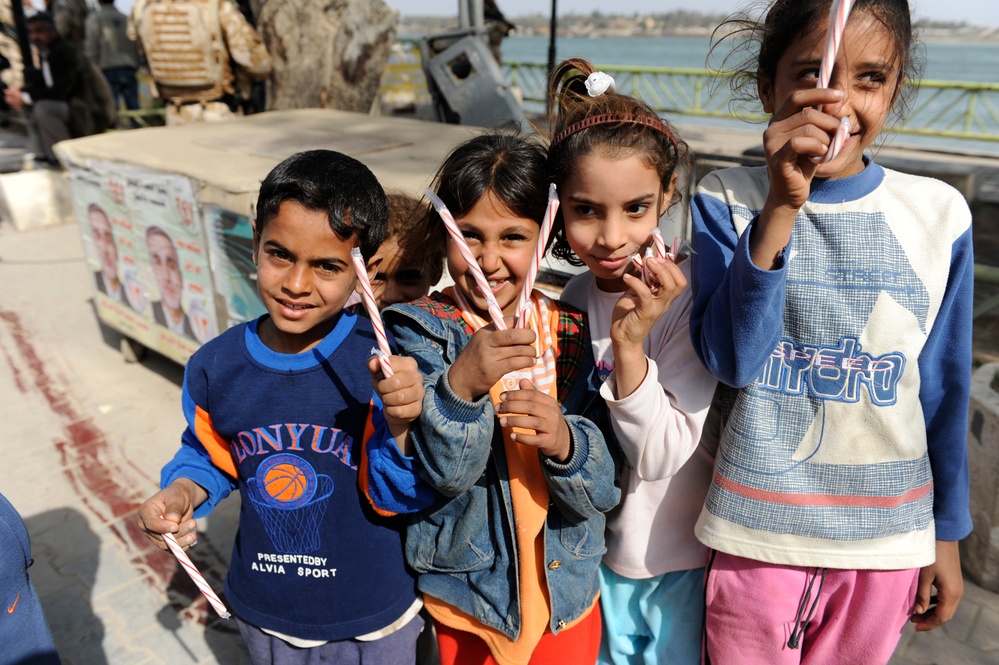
[758,9,903,179]
[366,234,439,309]
[253,200,358,354]
[447,189,540,320]
[561,152,669,292]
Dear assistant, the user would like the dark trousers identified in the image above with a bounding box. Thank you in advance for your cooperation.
[32,99,71,162]
[101,66,139,111]
[236,613,424,665]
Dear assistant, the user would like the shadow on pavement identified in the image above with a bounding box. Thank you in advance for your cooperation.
[25,508,107,665]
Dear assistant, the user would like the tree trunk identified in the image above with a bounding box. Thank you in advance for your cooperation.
[254,0,397,113]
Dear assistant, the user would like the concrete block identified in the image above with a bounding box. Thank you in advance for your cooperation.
[0,168,74,230]
[963,362,999,592]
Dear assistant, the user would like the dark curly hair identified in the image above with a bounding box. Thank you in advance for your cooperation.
[546,58,690,266]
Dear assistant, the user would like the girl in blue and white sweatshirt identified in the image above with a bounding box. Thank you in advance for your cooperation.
[690,1,973,663]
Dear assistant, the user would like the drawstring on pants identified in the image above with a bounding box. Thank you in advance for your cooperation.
[787,567,827,649]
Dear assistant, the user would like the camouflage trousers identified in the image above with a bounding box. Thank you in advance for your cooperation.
[165,100,235,126]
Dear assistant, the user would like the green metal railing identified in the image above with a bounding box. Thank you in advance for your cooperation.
[502,61,999,143]
[383,38,999,141]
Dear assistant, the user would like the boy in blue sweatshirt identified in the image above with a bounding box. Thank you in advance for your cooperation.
[137,150,431,664]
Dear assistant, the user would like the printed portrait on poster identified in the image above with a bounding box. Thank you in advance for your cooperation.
[68,161,220,364]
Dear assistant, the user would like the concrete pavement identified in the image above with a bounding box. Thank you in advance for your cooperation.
[0,221,246,664]
[1,162,999,665]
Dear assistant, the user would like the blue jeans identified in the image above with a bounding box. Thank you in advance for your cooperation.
[101,67,139,111]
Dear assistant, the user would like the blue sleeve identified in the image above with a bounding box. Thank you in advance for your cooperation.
[160,441,234,519]
[160,359,236,519]
[543,414,621,520]
[385,307,496,498]
[689,190,790,387]
[919,226,974,541]
[362,394,437,515]
[542,321,621,520]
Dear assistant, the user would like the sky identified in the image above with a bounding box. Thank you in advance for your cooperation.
[384,0,999,28]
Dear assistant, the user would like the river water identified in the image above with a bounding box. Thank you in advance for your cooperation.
[502,35,999,155]
[504,34,999,83]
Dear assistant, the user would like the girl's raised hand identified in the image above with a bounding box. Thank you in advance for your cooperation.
[752,87,845,269]
[497,378,572,463]
[763,88,845,210]
[448,321,537,401]
[607,256,687,399]
[612,257,687,346]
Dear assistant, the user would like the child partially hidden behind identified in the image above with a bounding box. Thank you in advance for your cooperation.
[137,150,434,665]
[368,192,446,309]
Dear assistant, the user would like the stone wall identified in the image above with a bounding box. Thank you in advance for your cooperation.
[963,362,999,591]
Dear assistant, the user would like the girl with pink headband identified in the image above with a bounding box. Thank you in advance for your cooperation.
[549,57,718,665]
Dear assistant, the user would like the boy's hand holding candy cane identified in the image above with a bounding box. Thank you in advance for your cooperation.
[138,480,232,620]
[367,354,425,457]
[137,478,208,551]
[352,247,425,455]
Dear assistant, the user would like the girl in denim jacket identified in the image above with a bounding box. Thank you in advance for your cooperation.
[378,133,620,665]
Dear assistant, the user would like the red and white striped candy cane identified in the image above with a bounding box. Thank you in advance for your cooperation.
[641,229,681,286]
[425,190,508,330]
[351,248,393,377]
[817,0,855,92]
[162,531,231,619]
[651,227,667,260]
[815,0,856,163]
[820,117,852,164]
[515,184,559,329]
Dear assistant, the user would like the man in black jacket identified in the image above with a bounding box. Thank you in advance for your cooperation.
[3,11,109,165]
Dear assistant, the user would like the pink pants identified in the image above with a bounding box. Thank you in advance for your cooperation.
[704,551,919,665]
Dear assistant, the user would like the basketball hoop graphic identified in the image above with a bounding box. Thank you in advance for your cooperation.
[247,454,334,553]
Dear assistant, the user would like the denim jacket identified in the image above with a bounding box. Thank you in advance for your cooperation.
[383,293,620,640]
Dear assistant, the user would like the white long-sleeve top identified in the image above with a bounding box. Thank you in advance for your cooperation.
[561,262,718,578]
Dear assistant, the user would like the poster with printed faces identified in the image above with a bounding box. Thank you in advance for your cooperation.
[69,161,219,365]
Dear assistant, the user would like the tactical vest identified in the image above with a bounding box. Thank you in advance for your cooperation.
[136,0,226,102]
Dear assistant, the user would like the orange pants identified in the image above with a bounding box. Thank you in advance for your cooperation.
[435,605,602,665]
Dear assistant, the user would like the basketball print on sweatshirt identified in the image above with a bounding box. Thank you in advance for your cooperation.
[247,454,334,553]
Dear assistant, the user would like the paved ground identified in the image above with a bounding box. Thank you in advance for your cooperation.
[1,129,999,664]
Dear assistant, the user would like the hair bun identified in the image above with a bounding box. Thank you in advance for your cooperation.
[584,72,615,97]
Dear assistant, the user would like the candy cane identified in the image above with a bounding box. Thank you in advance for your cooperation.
[636,230,682,286]
[162,531,231,619]
[351,248,393,377]
[820,117,852,164]
[651,228,667,260]
[515,184,559,329]
[425,190,507,330]
[815,0,856,163]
